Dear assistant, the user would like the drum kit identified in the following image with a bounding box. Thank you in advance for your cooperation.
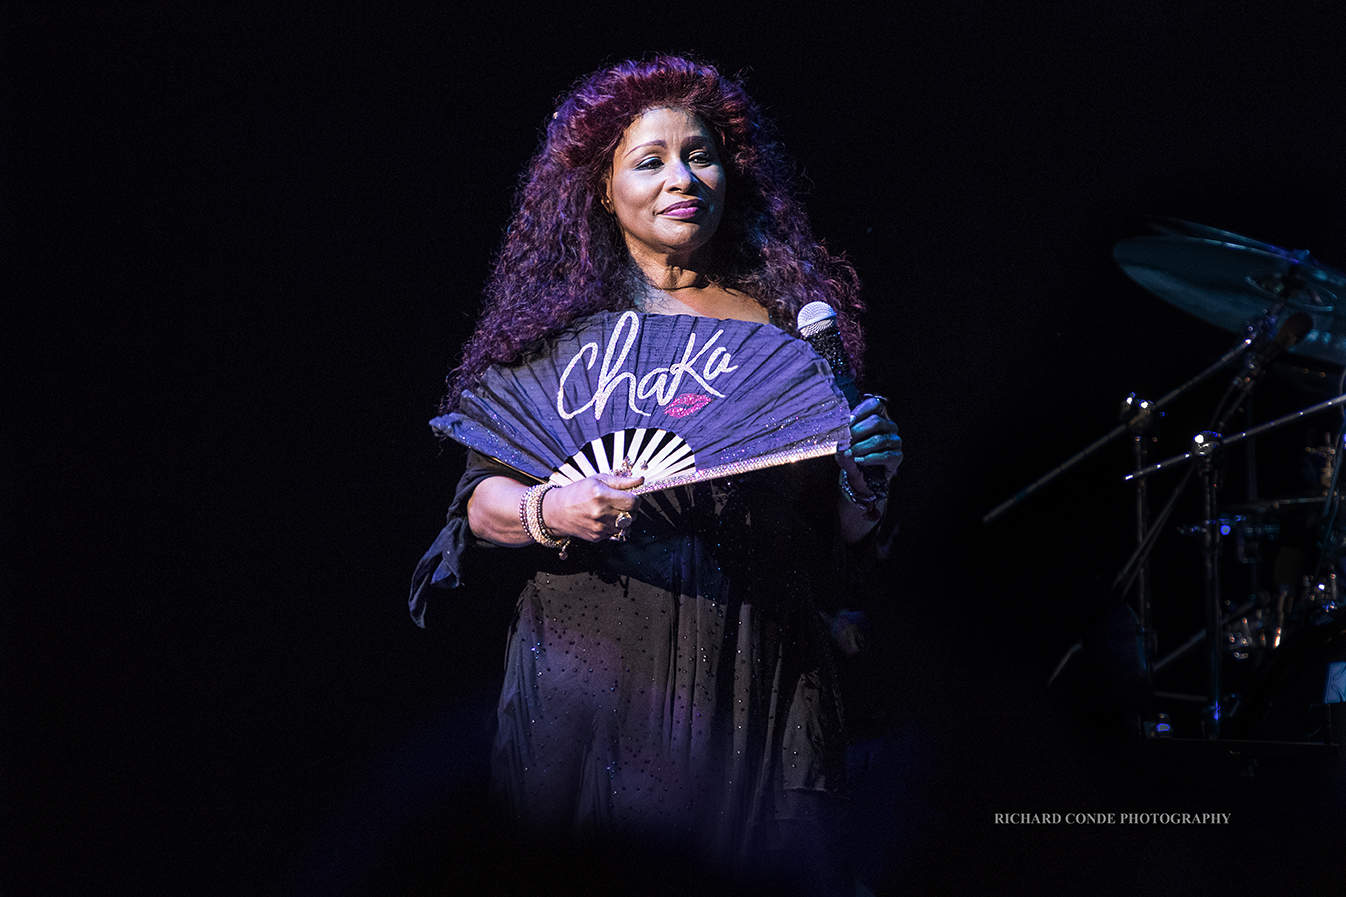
[987,219,1346,746]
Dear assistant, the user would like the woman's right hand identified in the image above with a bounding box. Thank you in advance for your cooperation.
[466,473,645,547]
[543,474,644,541]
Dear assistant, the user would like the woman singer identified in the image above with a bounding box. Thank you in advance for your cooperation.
[411,55,902,893]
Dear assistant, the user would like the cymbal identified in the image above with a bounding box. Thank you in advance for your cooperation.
[1114,223,1346,364]
[1146,217,1291,255]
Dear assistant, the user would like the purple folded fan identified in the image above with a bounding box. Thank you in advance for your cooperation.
[430,311,851,494]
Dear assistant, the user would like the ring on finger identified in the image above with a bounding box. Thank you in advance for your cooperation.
[615,510,634,529]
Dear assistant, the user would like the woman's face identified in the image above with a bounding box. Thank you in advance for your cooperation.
[605,106,726,270]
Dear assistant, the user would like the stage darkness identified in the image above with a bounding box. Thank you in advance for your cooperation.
[6,4,1346,894]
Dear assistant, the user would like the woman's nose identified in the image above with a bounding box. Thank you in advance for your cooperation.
[666,160,693,190]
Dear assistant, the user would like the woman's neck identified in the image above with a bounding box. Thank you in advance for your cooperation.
[629,245,709,292]
[634,277,769,324]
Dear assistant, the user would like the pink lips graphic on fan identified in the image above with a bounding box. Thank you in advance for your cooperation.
[664,394,712,418]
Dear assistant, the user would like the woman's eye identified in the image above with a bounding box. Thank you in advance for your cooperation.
[636,157,662,170]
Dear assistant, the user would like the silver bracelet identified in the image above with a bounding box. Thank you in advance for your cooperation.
[520,483,570,559]
[839,469,885,521]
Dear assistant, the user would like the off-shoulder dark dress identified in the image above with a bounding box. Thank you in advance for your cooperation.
[411,450,855,885]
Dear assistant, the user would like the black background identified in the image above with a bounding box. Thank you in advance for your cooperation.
[7,2,1346,894]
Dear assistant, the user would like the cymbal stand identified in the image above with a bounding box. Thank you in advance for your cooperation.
[1240,399,1263,623]
[1113,441,1204,601]
[1125,391,1346,738]
[1116,312,1284,738]
[1196,433,1224,738]
[1190,328,1284,738]
[1126,394,1346,484]
[1124,395,1159,678]
[1113,429,1224,737]
[1112,311,1290,601]
[982,334,1253,525]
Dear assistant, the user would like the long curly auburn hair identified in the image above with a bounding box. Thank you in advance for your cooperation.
[443,55,865,410]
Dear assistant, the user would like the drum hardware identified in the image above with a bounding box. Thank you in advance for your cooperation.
[1271,585,1290,649]
[1175,516,1280,542]
[1120,393,1159,434]
[1110,227,1343,704]
[1221,611,1346,743]
[1233,519,1278,565]
[1175,515,1280,577]
[1003,370,1252,688]
[1125,394,1346,484]
[1113,224,1346,365]
[1153,692,1208,703]
[1143,711,1174,738]
[1305,572,1340,623]
[1128,223,1346,735]
[1127,402,1346,735]
[1125,394,1161,674]
[1141,417,1346,732]
[1034,362,1303,693]
[1307,438,1337,491]
[1150,597,1264,673]
[1046,640,1084,687]
[1225,610,1268,661]
[1024,221,1346,743]
[1200,444,1224,740]
[1113,432,1218,616]
[1223,494,1330,514]
[981,335,1256,526]
[1261,573,1344,652]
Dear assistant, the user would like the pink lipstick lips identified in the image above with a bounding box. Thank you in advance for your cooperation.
[665,393,713,418]
[659,200,704,219]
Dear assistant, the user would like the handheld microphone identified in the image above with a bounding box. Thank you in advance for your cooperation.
[797,301,860,406]
[798,301,887,501]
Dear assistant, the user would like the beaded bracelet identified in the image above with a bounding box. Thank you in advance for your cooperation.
[840,469,886,521]
[519,483,570,559]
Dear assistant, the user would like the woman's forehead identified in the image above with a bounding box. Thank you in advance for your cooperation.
[615,107,712,150]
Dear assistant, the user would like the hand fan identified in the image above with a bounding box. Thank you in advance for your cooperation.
[430,311,851,495]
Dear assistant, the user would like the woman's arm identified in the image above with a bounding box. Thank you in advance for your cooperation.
[467,473,644,547]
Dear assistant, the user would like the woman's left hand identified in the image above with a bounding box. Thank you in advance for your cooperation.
[844,394,903,482]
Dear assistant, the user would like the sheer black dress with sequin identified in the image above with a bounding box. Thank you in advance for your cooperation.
[411,450,858,891]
